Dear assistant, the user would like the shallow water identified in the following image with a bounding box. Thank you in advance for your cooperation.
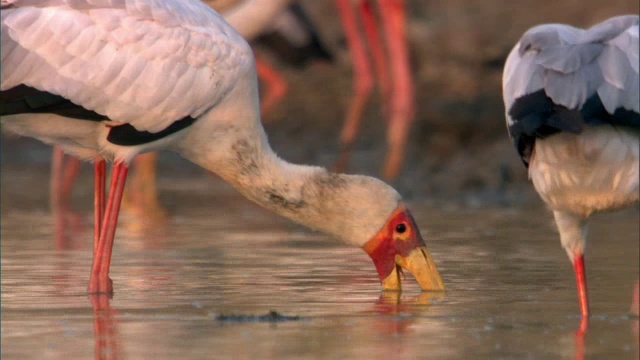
[1,164,638,359]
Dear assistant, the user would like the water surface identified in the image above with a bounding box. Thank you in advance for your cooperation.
[2,164,638,359]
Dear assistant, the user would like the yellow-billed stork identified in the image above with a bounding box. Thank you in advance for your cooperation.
[0,0,444,295]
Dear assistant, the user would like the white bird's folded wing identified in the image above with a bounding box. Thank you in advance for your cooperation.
[503,15,639,119]
[1,0,253,132]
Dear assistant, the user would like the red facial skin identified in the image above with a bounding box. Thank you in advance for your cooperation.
[362,205,425,281]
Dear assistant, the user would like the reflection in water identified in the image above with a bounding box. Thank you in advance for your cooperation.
[1,171,638,359]
[90,296,120,360]
[574,317,588,360]
[372,291,444,335]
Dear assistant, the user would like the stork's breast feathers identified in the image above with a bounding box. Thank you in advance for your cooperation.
[1,0,252,133]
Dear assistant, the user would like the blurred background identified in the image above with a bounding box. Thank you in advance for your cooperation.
[2,0,639,209]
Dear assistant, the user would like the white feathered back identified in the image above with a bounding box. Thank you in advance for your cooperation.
[1,0,253,132]
[503,14,639,123]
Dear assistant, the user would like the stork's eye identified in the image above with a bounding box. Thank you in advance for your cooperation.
[395,223,407,233]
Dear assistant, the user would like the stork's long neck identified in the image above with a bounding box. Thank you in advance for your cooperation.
[174,68,399,247]
[175,99,352,242]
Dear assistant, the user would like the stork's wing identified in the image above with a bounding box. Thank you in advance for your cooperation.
[502,15,639,166]
[503,15,639,122]
[596,20,639,115]
[1,0,253,133]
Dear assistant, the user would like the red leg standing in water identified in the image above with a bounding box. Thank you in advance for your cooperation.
[573,253,590,317]
[88,161,129,294]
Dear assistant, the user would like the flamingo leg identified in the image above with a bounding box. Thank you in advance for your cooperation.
[50,146,65,211]
[334,0,375,173]
[573,254,590,317]
[88,161,129,294]
[51,147,66,248]
[255,54,288,119]
[121,152,167,225]
[359,0,390,119]
[377,0,415,180]
[51,147,84,249]
[60,154,82,201]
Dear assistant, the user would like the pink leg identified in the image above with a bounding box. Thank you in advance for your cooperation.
[255,54,288,120]
[121,152,167,225]
[377,0,415,180]
[60,156,81,202]
[51,147,66,248]
[334,0,375,173]
[573,254,590,317]
[50,147,65,210]
[359,0,390,119]
[88,162,129,294]
[51,147,83,249]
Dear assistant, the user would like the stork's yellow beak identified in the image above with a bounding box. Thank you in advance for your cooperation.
[363,204,445,291]
[381,246,445,291]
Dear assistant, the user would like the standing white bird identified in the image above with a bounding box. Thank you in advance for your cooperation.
[503,15,640,317]
[0,0,444,295]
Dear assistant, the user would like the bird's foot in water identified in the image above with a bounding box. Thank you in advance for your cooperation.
[87,275,114,295]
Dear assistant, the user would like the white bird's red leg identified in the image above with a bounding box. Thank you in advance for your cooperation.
[573,253,590,317]
[90,294,120,359]
[334,0,375,174]
[93,159,106,257]
[553,211,591,317]
[88,161,129,294]
[377,0,414,180]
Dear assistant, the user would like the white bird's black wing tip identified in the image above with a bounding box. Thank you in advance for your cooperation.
[0,84,197,146]
[0,84,108,121]
[106,117,196,146]
[507,90,640,166]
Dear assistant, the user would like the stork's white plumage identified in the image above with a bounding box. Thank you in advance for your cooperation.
[502,15,640,317]
[0,0,444,294]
